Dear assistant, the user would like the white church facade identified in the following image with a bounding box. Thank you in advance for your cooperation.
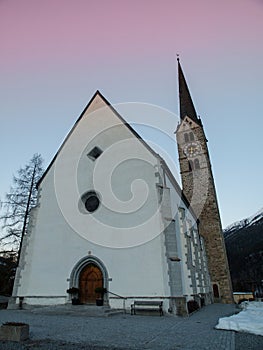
[10,90,212,315]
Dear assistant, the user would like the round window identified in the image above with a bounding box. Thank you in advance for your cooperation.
[83,191,100,213]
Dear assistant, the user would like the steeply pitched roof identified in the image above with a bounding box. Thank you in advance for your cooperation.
[37,90,196,219]
[37,90,159,188]
[178,58,201,125]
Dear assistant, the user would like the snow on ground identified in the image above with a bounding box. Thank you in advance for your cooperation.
[216,301,263,336]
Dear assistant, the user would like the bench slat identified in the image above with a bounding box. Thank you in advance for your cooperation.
[131,301,163,316]
[134,301,162,305]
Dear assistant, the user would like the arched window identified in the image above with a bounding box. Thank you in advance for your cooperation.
[188,160,193,171]
[189,132,194,141]
[184,133,189,142]
[213,283,220,298]
[194,158,200,169]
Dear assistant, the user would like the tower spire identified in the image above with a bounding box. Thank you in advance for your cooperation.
[177,58,199,123]
[176,58,233,304]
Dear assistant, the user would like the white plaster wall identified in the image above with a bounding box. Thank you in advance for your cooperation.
[16,94,170,306]
[164,169,211,300]
[163,172,196,297]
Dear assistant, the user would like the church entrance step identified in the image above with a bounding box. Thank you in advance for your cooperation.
[29,304,124,317]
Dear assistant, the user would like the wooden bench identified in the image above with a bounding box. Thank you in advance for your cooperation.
[131,300,163,316]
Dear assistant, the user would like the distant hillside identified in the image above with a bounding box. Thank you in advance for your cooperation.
[224,209,263,294]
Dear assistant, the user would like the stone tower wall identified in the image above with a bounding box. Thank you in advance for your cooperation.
[177,119,233,303]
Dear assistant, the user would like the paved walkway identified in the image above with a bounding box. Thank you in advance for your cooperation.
[0,303,261,349]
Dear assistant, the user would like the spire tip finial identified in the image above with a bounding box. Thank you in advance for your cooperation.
[176,53,180,62]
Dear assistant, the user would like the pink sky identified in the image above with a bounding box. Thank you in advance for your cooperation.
[1,0,262,70]
[1,0,263,227]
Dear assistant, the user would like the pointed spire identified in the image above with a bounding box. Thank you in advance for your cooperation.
[177,57,200,123]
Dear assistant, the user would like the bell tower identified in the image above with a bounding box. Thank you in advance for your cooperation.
[176,59,233,303]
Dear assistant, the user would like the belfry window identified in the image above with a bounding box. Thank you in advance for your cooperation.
[184,133,189,142]
[194,158,200,169]
[189,132,194,141]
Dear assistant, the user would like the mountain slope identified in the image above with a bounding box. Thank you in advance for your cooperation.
[224,209,263,294]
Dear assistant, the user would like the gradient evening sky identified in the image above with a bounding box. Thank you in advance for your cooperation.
[0,0,262,228]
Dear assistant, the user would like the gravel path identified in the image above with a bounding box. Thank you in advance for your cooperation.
[235,333,263,350]
[0,304,262,349]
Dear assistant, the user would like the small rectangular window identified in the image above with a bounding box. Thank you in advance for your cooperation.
[179,207,185,220]
[87,146,103,161]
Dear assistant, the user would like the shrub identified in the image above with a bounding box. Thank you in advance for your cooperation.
[94,287,107,295]
[66,287,79,294]
[187,300,199,314]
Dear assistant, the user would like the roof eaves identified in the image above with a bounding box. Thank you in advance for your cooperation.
[37,90,159,188]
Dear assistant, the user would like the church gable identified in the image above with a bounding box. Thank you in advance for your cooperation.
[38,91,158,189]
[177,115,201,133]
[36,91,164,249]
[176,115,204,145]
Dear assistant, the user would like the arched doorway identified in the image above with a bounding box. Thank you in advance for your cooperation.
[79,264,103,304]
[213,283,220,299]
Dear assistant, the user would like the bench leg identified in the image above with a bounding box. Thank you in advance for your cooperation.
[131,306,135,315]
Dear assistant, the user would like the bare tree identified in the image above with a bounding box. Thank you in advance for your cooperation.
[0,154,44,259]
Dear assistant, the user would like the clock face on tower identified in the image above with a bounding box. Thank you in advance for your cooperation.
[183,141,202,158]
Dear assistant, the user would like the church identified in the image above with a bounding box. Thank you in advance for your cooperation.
[9,60,233,315]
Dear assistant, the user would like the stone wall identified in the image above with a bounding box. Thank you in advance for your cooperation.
[176,118,233,303]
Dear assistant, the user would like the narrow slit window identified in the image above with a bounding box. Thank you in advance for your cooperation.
[87,146,103,161]
[189,160,193,171]
[194,158,200,169]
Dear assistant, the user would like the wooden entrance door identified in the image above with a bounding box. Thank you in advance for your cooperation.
[79,264,103,304]
[213,283,220,298]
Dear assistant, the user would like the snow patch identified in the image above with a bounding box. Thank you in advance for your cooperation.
[215,301,263,336]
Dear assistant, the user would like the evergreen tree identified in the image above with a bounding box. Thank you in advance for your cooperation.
[0,154,44,256]
[0,252,17,296]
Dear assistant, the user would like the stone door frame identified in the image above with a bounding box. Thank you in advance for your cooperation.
[69,255,109,304]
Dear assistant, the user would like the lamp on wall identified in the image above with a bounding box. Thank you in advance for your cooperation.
[169,257,181,262]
